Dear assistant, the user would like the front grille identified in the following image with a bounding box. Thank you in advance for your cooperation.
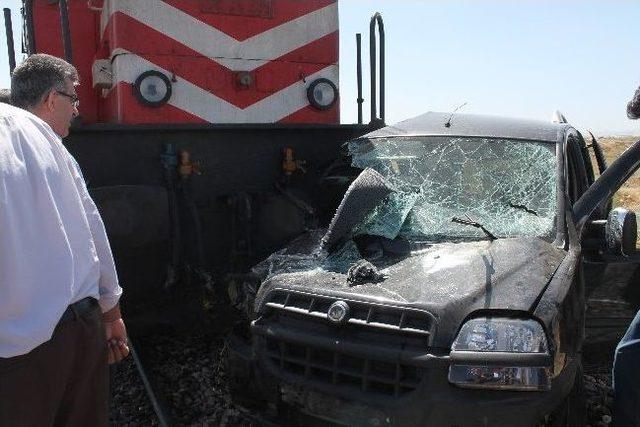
[255,290,436,398]
[265,337,422,398]
[265,290,434,339]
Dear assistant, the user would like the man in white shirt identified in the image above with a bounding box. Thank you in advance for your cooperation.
[0,54,128,426]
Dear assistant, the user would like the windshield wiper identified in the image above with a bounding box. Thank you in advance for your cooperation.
[451,215,497,241]
[508,202,538,216]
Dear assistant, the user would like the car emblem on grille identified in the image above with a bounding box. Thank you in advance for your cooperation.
[327,301,350,324]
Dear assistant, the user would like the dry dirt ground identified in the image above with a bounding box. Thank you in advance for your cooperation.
[593,136,640,220]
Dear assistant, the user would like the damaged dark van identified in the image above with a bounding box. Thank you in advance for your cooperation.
[227,112,640,426]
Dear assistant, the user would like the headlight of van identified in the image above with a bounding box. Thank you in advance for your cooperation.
[448,317,552,391]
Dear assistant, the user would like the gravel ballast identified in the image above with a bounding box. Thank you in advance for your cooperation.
[108,329,620,426]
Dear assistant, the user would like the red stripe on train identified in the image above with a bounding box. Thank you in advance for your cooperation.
[279,104,339,124]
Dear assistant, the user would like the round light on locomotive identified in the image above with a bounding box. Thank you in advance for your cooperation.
[307,78,338,110]
[133,70,172,107]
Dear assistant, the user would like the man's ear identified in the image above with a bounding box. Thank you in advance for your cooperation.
[43,89,56,112]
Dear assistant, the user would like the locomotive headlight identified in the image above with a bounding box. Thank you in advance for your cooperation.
[307,78,338,110]
[448,317,552,391]
[133,70,172,107]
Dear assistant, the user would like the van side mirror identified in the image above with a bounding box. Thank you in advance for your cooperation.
[605,207,637,256]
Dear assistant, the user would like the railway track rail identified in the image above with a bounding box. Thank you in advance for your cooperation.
[129,339,173,427]
[109,294,279,426]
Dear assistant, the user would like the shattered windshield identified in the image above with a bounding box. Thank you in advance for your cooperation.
[348,136,557,242]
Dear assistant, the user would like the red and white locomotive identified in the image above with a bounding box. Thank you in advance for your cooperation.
[24,0,340,125]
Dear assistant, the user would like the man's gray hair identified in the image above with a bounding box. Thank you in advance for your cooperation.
[0,89,11,104]
[10,54,79,109]
[628,86,640,120]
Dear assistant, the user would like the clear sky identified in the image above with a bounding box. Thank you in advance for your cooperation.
[1,0,639,135]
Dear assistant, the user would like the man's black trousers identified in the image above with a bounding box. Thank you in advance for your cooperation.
[0,299,108,426]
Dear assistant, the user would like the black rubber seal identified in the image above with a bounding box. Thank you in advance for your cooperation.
[307,78,337,110]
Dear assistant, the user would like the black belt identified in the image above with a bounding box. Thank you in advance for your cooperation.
[58,297,98,324]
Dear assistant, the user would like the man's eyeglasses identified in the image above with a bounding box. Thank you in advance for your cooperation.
[56,90,80,109]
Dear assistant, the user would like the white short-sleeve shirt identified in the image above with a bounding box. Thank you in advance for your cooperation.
[0,103,122,358]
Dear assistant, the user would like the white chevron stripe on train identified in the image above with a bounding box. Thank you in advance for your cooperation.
[109,51,339,123]
[100,0,338,71]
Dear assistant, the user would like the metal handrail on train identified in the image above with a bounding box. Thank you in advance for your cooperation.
[3,8,16,77]
[369,12,385,126]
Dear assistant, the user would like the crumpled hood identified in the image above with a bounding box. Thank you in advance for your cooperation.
[255,235,566,347]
